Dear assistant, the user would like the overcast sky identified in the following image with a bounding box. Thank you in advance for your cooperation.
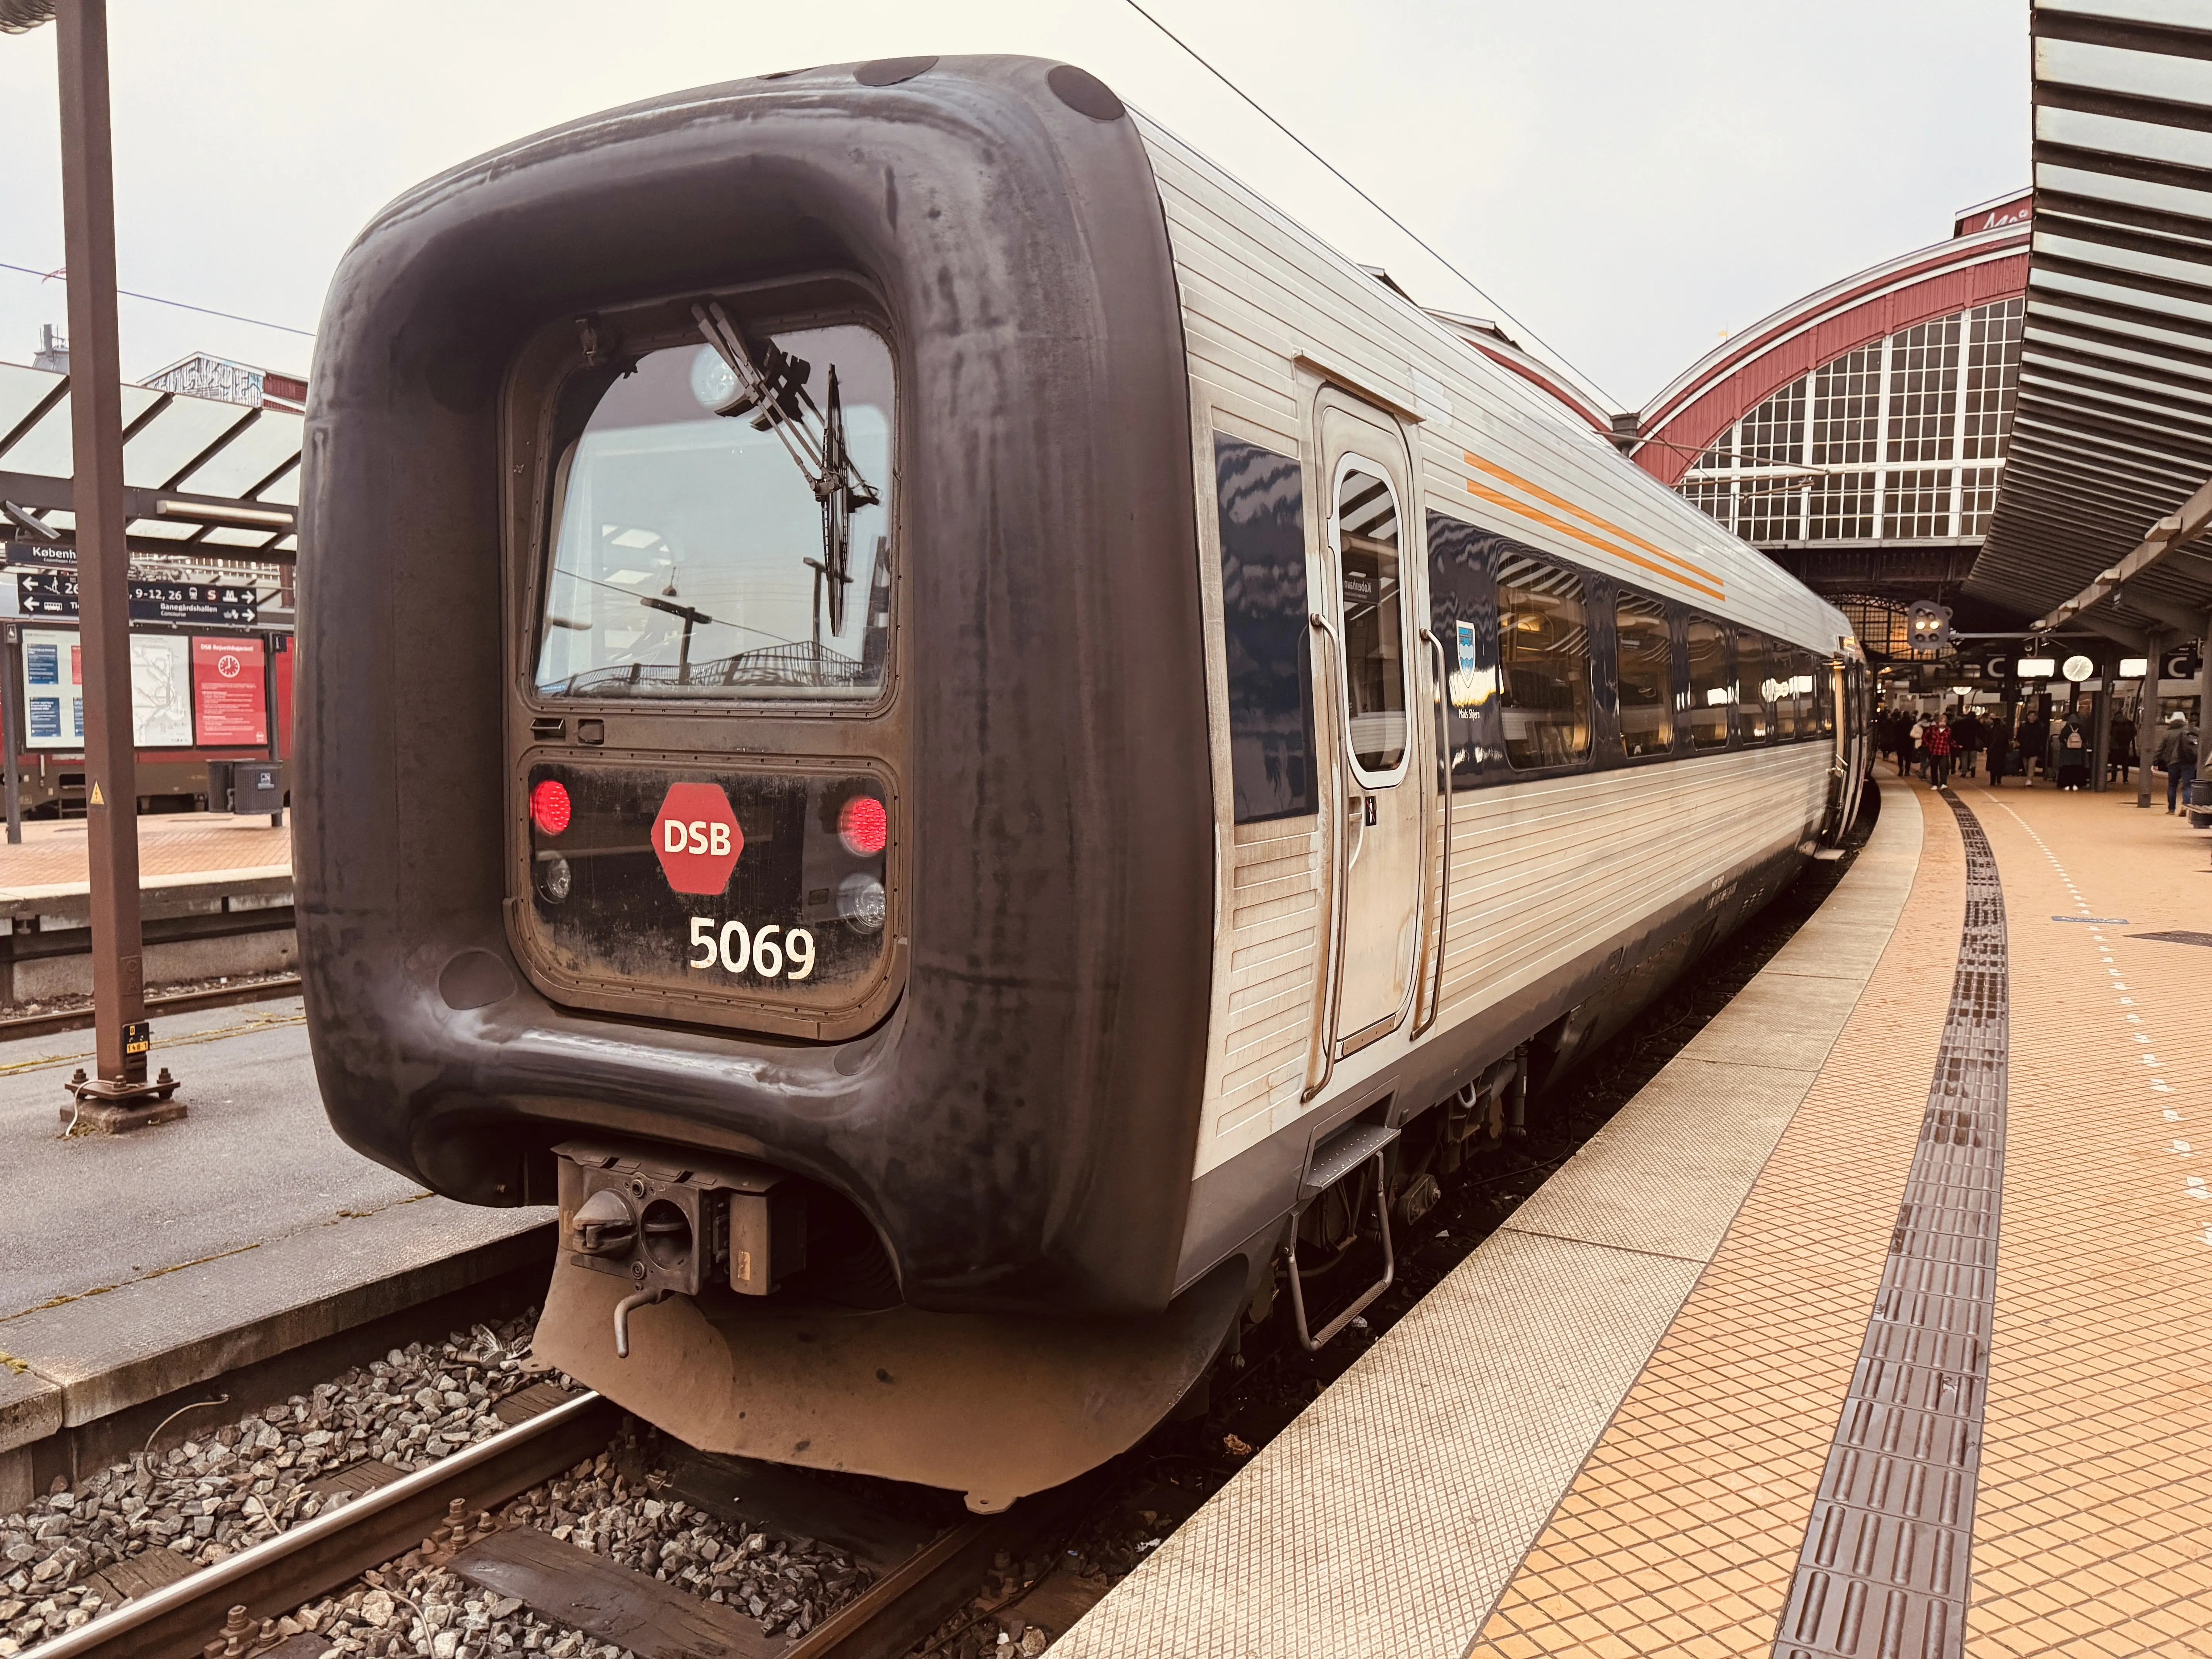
[0,0,2028,412]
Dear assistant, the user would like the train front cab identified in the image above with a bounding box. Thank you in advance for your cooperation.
[302,60,1238,1514]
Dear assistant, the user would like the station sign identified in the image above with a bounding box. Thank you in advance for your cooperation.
[15,568,259,626]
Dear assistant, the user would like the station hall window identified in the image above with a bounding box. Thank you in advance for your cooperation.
[1736,632,1771,742]
[536,323,894,702]
[1214,437,1318,821]
[1496,553,1591,769]
[1686,616,1730,750]
[1614,593,1673,758]
[1334,462,1409,777]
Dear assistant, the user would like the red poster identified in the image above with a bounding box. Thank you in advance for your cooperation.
[191,636,268,747]
[273,636,294,758]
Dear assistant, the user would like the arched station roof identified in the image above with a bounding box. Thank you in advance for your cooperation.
[1631,216,2032,488]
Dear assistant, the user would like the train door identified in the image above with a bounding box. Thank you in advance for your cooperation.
[1313,392,1427,1060]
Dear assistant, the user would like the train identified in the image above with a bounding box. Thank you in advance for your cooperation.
[299,55,1871,1514]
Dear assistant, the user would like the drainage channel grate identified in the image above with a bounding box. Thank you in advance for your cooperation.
[2130,929,2212,949]
[1773,788,2007,1659]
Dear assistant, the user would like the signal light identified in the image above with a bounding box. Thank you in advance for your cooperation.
[531,778,572,836]
[839,795,888,857]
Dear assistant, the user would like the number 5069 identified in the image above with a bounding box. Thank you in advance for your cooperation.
[689,917,814,980]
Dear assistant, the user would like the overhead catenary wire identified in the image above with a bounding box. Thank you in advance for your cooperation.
[1116,0,1623,413]
[1,259,314,340]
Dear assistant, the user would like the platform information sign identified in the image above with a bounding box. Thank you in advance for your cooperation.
[15,569,259,626]
[19,627,83,750]
[190,635,267,746]
[131,635,194,748]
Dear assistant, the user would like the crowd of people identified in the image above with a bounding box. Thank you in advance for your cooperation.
[1877,702,2200,807]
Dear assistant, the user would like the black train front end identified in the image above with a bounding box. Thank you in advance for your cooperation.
[296,57,1230,1509]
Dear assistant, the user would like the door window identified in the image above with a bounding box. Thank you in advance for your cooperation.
[1332,460,1409,781]
[1615,593,1674,757]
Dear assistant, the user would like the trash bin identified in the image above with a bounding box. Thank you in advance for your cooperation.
[2191,778,2212,832]
[208,760,285,814]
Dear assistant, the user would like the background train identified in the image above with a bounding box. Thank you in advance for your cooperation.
[300,55,1870,1513]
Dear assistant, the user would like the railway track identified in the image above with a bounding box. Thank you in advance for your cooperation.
[0,972,302,1042]
[27,1384,1079,1659]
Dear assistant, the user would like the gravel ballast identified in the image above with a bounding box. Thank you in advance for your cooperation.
[0,1314,870,1657]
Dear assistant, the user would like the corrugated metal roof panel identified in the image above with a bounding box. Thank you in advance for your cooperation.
[1970,0,2212,633]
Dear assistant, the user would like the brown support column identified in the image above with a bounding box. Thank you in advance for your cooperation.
[2138,629,2163,809]
[55,0,178,1127]
[2092,682,2111,792]
[2197,614,2212,820]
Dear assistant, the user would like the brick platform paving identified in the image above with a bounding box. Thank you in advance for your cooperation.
[1468,779,2212,1657]
[0,812,289,894]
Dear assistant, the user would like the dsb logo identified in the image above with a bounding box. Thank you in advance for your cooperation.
[662,819,733,857]
[651,781,744,896]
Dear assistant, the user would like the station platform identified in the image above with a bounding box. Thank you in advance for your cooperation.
[0,998,553,1513]
[1061,775,2212,1658]
[0,811,290,902]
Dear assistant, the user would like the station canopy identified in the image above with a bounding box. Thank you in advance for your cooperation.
[0,357,301,563]
[1968,0,2212,644]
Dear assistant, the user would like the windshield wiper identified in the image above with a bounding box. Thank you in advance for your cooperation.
[693,301,881,637]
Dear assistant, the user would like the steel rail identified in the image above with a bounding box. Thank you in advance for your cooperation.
[0,972,301,1042]
[35,1392,620,1659]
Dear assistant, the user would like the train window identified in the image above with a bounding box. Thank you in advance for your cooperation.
[1332,460,1409,780]
[1496,554,1591,769]
[1216,437,1317,822]
[1685,616,1730,749]
[1425,512,1495,790]
[1614,593,1673,758]
[1735,632,1771,742]
[1776,651,1814,738]
[534,323,894,703]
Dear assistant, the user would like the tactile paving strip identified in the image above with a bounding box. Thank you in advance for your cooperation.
[1772,789,2006,1659]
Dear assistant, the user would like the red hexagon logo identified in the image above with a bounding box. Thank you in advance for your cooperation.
[651,781,744,895]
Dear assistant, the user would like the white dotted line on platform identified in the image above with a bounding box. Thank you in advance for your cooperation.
[1985,793,2206,1248]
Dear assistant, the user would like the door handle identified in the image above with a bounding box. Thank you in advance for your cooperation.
[1304,612,1349,1105]
[1414,628,1450,1039]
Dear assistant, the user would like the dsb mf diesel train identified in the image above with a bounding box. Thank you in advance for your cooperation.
[301,56,1870,1511]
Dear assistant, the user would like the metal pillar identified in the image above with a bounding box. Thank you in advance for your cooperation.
[2092,683,2111,792]
[1,624,21,843]
[55,0,177,1125]
[2138,629,2163,808]
[263,632,283,828]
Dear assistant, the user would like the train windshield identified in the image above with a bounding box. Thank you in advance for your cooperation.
[535,323,894,702]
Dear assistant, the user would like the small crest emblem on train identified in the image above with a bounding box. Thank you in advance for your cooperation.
[652,781,744,895]
[1456,620,1476,675]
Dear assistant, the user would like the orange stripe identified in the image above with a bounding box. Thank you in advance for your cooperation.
[1464,480,1728,603]
[1465,452,1723,588]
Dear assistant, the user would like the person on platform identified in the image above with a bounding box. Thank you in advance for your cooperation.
[1909,714,1929,778]
[1954,707,1985,777]
[1892,711,1913,776]
[2111,711,2137,785]
[2155,711,2200,814]
[2055,714,2091,790]
[1925,711,1954,788]
[2020,711,2051,785]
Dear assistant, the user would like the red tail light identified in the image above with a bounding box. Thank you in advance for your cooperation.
[838,795,888,856]
[530,778,573,835]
